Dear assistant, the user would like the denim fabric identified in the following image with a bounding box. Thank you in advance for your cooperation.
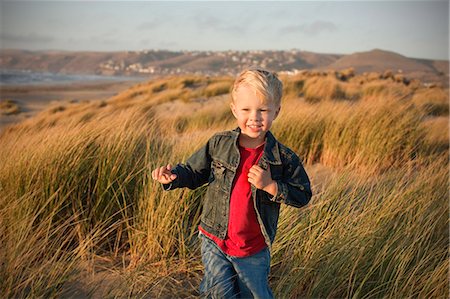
[165,128,312,248]
[199,233,274,299]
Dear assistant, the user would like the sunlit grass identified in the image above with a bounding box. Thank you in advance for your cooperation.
[271,157,448,298]
[0,71,448,297]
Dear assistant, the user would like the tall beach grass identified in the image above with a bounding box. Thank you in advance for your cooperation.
[0,72,448,297]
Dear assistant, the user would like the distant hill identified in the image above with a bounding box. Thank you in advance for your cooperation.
[0,48,447,85]
[323,49,448,84]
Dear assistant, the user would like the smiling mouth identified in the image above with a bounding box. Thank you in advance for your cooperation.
[247,124,262,131]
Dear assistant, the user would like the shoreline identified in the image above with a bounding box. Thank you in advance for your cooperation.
[0,79,145,131]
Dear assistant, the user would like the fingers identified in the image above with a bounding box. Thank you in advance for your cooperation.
[165,164,178,180]
[151,166,164,181]
[151,164,177,183]
[248,165,261,185]
[248,165,273,189]
[152,167,158,180]
[157,166,166,179]
[249,165,263,174]
[247,172,255,181]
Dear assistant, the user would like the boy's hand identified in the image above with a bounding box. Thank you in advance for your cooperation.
[152,164,177,184]
[248,165,278,196]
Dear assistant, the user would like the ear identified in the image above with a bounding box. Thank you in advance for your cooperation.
[230,102,238,119]
[273,105,281,120]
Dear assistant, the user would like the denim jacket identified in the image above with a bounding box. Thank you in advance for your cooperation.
[165,128,312,248]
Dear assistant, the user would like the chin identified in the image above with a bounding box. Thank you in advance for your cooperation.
[246,130,265,139]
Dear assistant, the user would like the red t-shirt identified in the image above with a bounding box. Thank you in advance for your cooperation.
[199,143,267,257]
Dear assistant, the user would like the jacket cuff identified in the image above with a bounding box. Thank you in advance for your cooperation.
[270,180,288,203]
[162,183,173,191]
[161,168,180,191]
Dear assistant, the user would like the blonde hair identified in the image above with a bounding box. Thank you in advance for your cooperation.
[231,67,283,106]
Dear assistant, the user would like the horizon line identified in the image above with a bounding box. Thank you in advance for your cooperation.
[1,47,448,61]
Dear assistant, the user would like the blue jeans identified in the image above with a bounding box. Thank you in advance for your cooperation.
[199,233,274,299]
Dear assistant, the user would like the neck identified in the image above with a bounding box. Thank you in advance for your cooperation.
[238,134,266,149]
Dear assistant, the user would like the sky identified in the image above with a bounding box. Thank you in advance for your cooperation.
[1,1,449,60]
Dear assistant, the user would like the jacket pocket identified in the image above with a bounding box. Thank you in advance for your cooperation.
[211,160,229,192]
[201,187,216,227]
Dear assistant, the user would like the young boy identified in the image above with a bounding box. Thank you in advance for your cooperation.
[152,67,312,298]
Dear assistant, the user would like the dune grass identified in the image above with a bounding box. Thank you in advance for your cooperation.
[0,71,448,298]
[271,156,448,298]
[272,98,427,172]
[0,99,21,115]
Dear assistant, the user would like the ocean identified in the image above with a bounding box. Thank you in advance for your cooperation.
[0,69,141,85]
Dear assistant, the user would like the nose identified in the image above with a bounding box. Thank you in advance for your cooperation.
[249,110,261,121]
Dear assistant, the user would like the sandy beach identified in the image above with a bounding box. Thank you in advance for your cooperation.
[0,79,144,131]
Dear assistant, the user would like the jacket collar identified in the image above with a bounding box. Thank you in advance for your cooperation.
[231,127,282,165]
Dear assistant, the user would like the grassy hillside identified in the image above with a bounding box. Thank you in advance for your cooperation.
[0,70,448,298]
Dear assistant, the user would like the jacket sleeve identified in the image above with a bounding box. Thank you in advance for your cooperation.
[163,137,213,190]
[271,155,312,208]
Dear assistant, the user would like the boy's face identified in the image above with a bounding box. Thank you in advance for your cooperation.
[230,84,280,146]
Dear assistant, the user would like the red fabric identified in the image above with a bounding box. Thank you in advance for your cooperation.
[199,143,267,257]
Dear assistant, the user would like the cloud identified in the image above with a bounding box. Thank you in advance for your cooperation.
[194,15,220,28]
[193,14,247,34]
[137,20,161,31]
[281,20,337,36]
[137,14,172,31]
[1,32,54,43]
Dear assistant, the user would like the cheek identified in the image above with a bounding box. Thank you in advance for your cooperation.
[236,116,246,124]
[238,114,248,121]
[263,116,275,125]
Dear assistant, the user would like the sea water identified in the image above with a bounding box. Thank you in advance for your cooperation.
[0,69,141,85]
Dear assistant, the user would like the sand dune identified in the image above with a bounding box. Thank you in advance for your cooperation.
[0,80,143,131]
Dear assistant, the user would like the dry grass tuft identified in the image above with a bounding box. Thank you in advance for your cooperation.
[0,99,21,115]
